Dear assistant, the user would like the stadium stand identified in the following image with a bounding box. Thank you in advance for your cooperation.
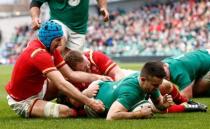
[85,0,210,56]
[0,0,209,64]
[0,23,34,64]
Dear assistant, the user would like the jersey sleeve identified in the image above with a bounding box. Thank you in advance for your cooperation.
[92,51,117,75]
[30,49,57,74]
[53,49,66,69]
[176,72,192,90]
[116,87,141,111]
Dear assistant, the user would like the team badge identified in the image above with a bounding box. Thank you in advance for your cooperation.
[68,0,80,6]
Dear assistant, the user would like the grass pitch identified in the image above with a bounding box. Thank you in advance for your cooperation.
[0,64,210,129]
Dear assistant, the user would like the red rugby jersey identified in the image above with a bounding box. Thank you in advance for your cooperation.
[5,39,65,101]
[75,50,116,91]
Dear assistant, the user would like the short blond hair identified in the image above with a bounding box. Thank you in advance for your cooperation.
[64,50,84,70]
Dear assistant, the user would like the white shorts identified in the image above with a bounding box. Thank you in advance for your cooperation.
[53,20,86,51]
[7,81,47,118]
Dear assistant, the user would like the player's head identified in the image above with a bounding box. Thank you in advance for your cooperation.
[64,50,91,72]
[140,61,166,93]
[38,20,63,51]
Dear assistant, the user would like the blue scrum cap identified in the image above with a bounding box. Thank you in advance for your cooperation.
[38,21,63,49]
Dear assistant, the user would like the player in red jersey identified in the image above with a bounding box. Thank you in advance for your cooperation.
[64,50,126,92]
[5,21,112,118]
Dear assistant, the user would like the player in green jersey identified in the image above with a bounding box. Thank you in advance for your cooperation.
[161,49,210,99]
[30,0,109,52]
[84,61,174,120]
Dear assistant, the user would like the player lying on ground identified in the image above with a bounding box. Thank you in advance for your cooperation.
[57,50,207,114]
[84,61,173,120]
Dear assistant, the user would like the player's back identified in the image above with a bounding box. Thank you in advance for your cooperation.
[163,49,210,83]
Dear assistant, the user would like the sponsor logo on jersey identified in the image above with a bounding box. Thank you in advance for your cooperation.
[68,0,80,6]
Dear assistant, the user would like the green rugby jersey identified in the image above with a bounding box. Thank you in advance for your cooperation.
[95,72,160,113]
[34,0,89,34]
[163,49,210,90]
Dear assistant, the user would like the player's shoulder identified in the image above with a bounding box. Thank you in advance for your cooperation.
[30,48,47,58]
[27,39,48,58]
[127,72,140,79]
[120,72,140,85]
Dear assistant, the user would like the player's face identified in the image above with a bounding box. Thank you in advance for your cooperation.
[140,76,163,93]
[75,56,91,72]
[50,37,63,53]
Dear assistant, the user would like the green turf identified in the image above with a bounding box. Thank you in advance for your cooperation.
[118,62,143,70]
[0,64,210,129]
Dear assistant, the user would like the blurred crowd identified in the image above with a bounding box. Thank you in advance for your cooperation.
[0,0,210,64]
[85,0,210,56]
[0,25,34,64]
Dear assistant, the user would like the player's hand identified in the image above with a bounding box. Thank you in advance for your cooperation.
[82,84,99,98]
[32,17,41,30]
[86,99,105,112]
[135,106,153,119]
[162,94,173,108]
[100,7,109,22]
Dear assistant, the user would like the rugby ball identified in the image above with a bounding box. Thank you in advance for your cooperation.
[131,100,152,112]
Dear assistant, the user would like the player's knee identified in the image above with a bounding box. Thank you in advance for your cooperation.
[43,102,71,118]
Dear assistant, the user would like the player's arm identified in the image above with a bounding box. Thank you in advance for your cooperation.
[96,0,109,22]
[180,81,194,99]
[163,75,193,99]
[30,0,43,30]
[46,70,104,112]
[106,101,153,120]
[82,81,101,98]
[107,65,126,81]
[58,64,112,83]
[152,94,173,111]
[159,79,174,94]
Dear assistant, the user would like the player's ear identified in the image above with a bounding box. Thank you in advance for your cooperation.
[163,63,168,71]
[140,77,146,82]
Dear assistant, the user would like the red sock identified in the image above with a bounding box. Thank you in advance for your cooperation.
[170,85,188,104]
[77,109,87,117]
[165,105,185,113]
